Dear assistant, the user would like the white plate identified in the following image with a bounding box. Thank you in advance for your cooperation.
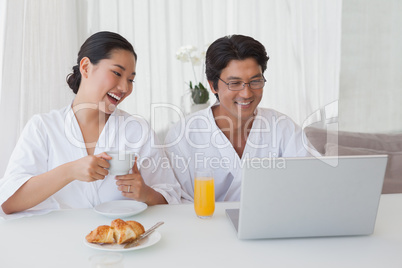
[94,200,148,218]
[84,231,161,252]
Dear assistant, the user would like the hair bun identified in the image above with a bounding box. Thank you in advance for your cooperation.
[66,65,81,94]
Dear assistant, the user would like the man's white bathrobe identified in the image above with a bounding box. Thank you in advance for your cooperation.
[0,105,181,213]
[164,105,318,202]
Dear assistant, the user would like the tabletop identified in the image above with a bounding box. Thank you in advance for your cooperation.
[1,194,402,268]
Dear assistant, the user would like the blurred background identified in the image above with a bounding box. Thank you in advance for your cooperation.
[0,0,401,177]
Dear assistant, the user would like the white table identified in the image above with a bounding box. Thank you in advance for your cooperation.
[1,194,402,268]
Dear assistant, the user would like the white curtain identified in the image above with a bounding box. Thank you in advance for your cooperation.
[84,0,341,136]
[0,0,342,177]
[339,0,402,133]
[0,0,80,176]
[0,0,5,105]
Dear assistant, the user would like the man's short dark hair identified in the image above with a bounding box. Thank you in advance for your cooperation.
[205,35,269,96]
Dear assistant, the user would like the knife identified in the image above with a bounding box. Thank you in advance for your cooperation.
[124,221,164,248]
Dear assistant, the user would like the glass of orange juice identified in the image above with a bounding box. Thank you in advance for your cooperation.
[194,170,215,219]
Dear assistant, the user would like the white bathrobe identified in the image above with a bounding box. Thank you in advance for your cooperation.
[0,105,181,213]
[164,105,319,202]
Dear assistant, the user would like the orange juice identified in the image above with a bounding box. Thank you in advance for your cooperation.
[194,177,215,218]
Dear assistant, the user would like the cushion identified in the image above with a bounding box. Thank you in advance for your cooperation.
[325,143,402,194]
[304,127,402,154]
[304,127,327,154]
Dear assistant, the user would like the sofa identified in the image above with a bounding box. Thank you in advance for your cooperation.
[304,127,402,194]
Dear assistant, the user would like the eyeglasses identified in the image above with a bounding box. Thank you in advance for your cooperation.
[218,76,266,91]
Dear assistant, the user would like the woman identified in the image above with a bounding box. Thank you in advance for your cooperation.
[0,31,181,215]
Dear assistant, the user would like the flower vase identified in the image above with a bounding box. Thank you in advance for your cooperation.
[181,89,210,115]
[190,101,210,113]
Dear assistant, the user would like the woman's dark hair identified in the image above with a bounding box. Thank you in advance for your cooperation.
[205,35,269,99]
[66,31,137,94]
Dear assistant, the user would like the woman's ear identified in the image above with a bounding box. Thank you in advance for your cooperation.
[79,57,91,79]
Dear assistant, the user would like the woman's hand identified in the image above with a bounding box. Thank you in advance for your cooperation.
[2,152,112,214]
[115,157,167,205]
[67,152,111,182]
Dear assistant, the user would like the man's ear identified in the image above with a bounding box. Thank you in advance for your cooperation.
[208,80,218,94]
[79,57,91,79]
[208,80,220,102]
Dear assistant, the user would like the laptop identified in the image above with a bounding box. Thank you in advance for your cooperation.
[226,155,388,239]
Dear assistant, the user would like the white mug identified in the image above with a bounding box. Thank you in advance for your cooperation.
[105,151,135,175]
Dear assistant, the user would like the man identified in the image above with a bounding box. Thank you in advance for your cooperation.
[165,34,318,202]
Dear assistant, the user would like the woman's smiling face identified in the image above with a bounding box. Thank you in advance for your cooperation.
[79,49,136,114]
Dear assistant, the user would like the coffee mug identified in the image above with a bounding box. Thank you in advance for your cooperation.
[105,151,135,175]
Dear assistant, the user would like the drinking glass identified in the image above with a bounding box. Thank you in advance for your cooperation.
[194,170,215,219]
[89,252,124,268]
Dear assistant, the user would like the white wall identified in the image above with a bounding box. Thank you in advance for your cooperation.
[339,0,402,133]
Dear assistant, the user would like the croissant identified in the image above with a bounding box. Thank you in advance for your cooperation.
[85,225,115,244]
[111,219,138,244]
[127,220,145,237]
[86,219,145,245]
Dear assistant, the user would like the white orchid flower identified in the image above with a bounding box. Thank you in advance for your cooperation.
[176,51,189,62]
[191,55,202,66]
[176,44,209,104]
